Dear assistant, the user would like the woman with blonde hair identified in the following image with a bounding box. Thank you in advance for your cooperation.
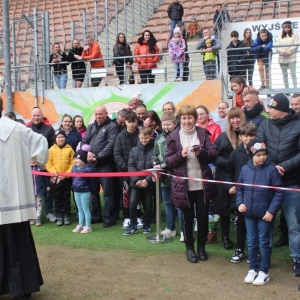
[212,107,245,250]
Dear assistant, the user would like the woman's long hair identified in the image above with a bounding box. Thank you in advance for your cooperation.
[243,28,253,47]
[145,110,162,130]
[138,30,157,52]
[114,32,127,47]
[73,115,87,131]
[282,24,293,38]
[226,107,245,150]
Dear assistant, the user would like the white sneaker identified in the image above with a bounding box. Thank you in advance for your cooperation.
[137,218,143,228]
[161,228,176,237]
[180,232,185,242]
[122,218,131,229]
[253,271,270,285]
[244,269,258,284]
[46,213,57,222]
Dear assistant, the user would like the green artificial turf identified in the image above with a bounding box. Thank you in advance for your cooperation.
[31,197,291,261]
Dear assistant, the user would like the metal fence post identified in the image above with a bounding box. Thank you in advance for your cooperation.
[12,21,18,91]
[33,7,39,106]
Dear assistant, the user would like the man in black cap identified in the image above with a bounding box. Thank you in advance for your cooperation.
[256,93,300,276]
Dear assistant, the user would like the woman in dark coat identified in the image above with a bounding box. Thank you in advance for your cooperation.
[68,39,86,88]
[165,105,217,264]
[113,33,133,85]
[212,107,245,250]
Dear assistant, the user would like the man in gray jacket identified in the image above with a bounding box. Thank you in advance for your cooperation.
[82,106,119,227]
[196,28,222,79]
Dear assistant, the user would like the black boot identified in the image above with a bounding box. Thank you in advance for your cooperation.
[223,236,233,250]
[274,234,288,247]
[186,246,199,263]
[197,245,208,261]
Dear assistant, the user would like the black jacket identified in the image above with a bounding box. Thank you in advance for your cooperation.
[167,2,184,20]
[256,110,300,186]
[239,41,255,65]
[244,102,269,128]
[82,117,119,166]
[114,128,139,171]
[226,40,244,73]
[113,43,133,66]
[49,52,69,75]
[64,129,82,152]
[68,47,86,71]
[27,122,55,149]
[128,141,154,189]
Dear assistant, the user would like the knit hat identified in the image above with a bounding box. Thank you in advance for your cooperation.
[282,20,292,28]
[267,93,289,113]
[247,139,267,159]
[131,91,142,100]
[55,129,66,138]
[74,144,91,164]
[206,39,212,44]
[174,27,181,35]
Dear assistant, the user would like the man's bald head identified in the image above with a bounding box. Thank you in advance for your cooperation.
[94,106,108,125]
[31,107,43,125]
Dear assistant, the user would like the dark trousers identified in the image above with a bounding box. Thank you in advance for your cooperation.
[278,209,288,237]
[182,190,209,247]
[43,191,54,214]
[220,214,231,238]
[139,69,155,84]
[113,176,122,220]
[115,66,125,85]
[91,181,103,222]
[130,188,154,227]
[91,76,102,87]
[234,209,246,250]
[51,178,72,215]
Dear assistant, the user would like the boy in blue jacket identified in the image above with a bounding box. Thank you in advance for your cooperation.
[250,29,273,91]
[236,139,284,286]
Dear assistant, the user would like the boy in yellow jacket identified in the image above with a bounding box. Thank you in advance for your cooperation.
[201,39,217,80]
[46,130,74,226]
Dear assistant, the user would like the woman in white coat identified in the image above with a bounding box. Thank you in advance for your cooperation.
[0,98,49,299]
[276,21,299,89]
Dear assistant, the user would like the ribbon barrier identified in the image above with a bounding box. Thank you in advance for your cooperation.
[32,169,300,245]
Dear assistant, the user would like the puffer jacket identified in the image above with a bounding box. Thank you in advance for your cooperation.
[27,121,55,149]
[168,37,186,63]
[62,128,82,152]
[196,118,222,143]
[72,164,98,193]
[46,144,74,174]
[167,2,184,20]
[31,165,50,195]
[244,102,269,128]
[82,117,119,167]
[152,131,173,187]
[113,43,133,66]
[134,41,160,69]
[165,127,217,209]
[250,31,273,62]
[256,110,300,186]
[236,158,284,219]
[128,141,154,189]
[113,128,139,171]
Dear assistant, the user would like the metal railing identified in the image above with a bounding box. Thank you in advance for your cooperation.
[224,43,300,97]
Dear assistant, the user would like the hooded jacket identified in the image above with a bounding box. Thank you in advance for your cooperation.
[256,110,300,186]
[244,102,269,128]
[236,158,284,219]
[250,31,273,62]
[168,37,186,63]
[134,41,160,69]
[72,164,98,193]
[128,141,154,189]
[82,117,119,167]
[165,126,217,208]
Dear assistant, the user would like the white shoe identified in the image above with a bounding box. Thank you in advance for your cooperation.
[161,228,176,237]
[122,218,131,229]
[244,269,258,284]
[253,271,270,285]
[137,218,143,228]
[180,232,185,242]
[46,213,57,222]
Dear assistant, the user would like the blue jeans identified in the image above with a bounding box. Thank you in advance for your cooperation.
[161,187,176,231]
[44,191,54,214]
[170,19,183,38]
[203,61,216,79]
[173,62,183,80]
[74,191,91,227]
[96,165,115,224]
[282,185,300,260]
[244,217,273,273]
[176,208,183,232]
[53,73,67,89]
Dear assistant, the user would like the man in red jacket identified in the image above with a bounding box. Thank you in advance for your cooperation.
[75,35,105,87]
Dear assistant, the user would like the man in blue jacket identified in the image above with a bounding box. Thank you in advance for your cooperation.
[256,93,300,277]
